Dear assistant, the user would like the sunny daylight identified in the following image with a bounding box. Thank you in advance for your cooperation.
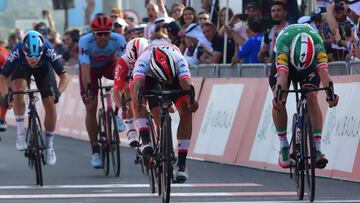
[0,0,359,203]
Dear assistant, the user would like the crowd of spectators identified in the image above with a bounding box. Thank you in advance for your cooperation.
[2,0,360,68]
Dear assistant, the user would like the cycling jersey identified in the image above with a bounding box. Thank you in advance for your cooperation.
[79,32,127,68]
[274,23,328,73]
[133,42,191,81]
[114,55,131,91]
[0,47,9,68]
[1,39,65,77]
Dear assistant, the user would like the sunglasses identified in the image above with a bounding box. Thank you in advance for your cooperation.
[114,23,123,29]
[95,32,111,37]
[110,15,118,19]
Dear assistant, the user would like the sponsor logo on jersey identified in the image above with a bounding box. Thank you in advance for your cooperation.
[46,49,61,62]
[8,49,20,63]
[80,48,89,55]
[276,53,288,66]
[317,52,328,63]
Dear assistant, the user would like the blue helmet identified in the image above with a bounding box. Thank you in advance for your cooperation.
[22,31,44,58]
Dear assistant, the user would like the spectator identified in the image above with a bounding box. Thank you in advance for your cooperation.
[183,23,212,65]
[114,18,128,35]
[144,0,168,40]
[220,2,262,50]
[217,7,233,30]
[151,17,173,43]
[166,21,182,46]
[201,0,219,25]
[231,17,264,64]
[6,32,16,50]
[62,29,80,66]
[170,2,185,22]
[110,7,124,23]
[49,31,65,56]
[258,1,288,63]
[326,0,356,61]
[179,7,198,28]
[198,11,210,26]
[200,22,235,64]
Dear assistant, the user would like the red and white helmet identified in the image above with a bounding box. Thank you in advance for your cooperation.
[150,47,176,82]
[125,37,149,64]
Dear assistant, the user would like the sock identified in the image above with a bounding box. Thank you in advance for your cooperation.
[0,106,7,120]
[45,131,54,148]
[313,129,322,152]
[15,115,25,136]
[177,139,190,168]
[91,141,99,154]
[136,118,149,143]
[277,128,289,148]
[124,119,136,134]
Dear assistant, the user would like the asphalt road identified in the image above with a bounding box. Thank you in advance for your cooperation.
[0,127,360,203]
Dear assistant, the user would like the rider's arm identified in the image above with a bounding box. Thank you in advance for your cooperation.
[0,75,8,97]
[113,57,130,108]
[78,36,91,92]
[58,72,70,94]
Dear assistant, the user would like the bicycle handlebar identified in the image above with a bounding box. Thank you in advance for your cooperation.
[138,85,196,107]
[276,82,336,104]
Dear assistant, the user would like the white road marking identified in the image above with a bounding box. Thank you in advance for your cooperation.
[0,182,262,189]
[182,200,360,203]
[0,191,297,199]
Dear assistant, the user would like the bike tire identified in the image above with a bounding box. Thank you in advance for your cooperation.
[161,114,173,203]
[304,113,316,202]
[98,109,109,174]
[290,113,304,200]
[147,115,157,194]
[32,117,43,186]
[109,110,121,177]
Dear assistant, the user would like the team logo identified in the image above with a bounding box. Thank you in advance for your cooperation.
[317,52,328,63]
[276,53,289,66]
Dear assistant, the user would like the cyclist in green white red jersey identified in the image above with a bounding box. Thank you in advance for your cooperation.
[270,23,339,169]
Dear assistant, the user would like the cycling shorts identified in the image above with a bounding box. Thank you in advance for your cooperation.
[11,63,59,99]
[79,63,115,97]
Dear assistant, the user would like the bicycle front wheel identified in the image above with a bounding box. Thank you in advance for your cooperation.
[290,113,304,200]
[147,114,158,194]
[160,114,173,203]
[31,116,43,186]
[98,109,109,175]
[304,113,316,202]
[109,110,121,177]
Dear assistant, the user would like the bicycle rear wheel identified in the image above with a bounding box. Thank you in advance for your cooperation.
[109,110,121,177]
[98,109,109,174]
[160,114,173,203]
[304,113,316,202]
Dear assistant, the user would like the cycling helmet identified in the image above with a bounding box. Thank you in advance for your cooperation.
[22,31,44,58]
[90,15,112,32]
[150,47,176,82]
[290,32,315,71]
[125,38,149,64]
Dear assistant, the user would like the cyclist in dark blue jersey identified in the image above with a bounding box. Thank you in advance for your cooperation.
[0,31,70,166]
[79,15,127,168]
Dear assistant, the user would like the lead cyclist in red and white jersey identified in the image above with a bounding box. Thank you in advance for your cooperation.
[131,42,199,183]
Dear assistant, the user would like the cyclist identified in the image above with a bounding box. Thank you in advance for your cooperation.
[0,31,70,165]
[79,15,127,168]
[271,24,339,169]
[0,44,10,131]
[113,37,149,148]
[131,42,199,183]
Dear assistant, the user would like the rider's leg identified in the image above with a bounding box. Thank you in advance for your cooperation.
[306,92,323,152]
[42,96,57,147]
[176,97,192,168]
[12,79,27,136]
[272,90,289,148]
[84,97,99,154]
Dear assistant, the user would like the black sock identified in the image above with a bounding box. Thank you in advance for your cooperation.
[91,141,99,154]
[177,151,188,168]
[139,129,150,143]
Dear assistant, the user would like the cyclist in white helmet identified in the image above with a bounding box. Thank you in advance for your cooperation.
[131,42,199,183]
[113,37,149,148]
[270,24,339,169]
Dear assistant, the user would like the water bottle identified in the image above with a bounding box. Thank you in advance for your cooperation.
[116,108,126,132]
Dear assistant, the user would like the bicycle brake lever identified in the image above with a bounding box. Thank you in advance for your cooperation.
[327,82,335,101]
